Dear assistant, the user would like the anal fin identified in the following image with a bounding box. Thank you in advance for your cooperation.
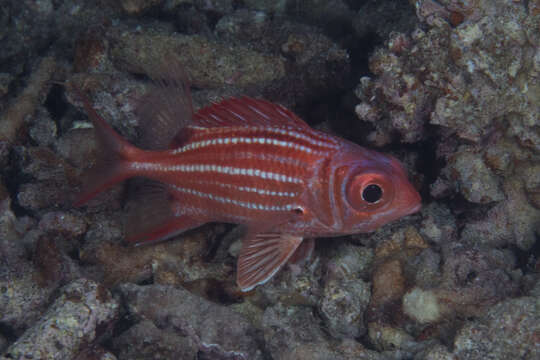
[126,214,203,246]
[237,233,303,292]
[123,180,204,246]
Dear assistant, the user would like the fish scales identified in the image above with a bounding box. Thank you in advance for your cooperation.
[134,125,336,221]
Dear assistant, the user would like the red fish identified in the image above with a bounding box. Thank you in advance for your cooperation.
[73,72,421,292]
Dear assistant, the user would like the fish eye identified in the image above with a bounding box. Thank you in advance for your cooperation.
[345,171,394,211]
[362,184,382,203]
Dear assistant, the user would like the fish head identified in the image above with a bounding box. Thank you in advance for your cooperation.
[331,145,421,233]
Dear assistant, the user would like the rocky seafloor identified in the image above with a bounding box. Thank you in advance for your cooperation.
[0,0,539,359]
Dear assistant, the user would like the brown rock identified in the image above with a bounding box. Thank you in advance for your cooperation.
[371,259,405,306]
[404,226,428,249]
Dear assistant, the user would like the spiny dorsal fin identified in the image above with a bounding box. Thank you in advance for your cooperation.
[194,97,311,130]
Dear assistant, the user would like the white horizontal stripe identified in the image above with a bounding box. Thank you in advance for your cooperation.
[195,180,297,198]
[131,162,302,184]
[272,127,339,150]
[183,205,250,223]
[219,151,310,168]
[171,135,317,155]
[171,185,294,212]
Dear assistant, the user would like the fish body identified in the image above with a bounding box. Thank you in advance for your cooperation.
[74,80,421,291]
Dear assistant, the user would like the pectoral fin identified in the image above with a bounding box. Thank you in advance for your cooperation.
[237,233,303,292]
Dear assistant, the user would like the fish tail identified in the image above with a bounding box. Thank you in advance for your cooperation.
[72,86,141,206]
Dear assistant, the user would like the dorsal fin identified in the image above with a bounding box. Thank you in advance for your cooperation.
[193,97,310,130]
[135,57,194,150]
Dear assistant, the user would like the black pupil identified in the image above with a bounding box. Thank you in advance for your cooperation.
[362,184,382,203]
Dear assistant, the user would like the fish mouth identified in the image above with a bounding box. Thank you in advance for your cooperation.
[399,185,422,216]
[392,201,421,221]
[406,201,422,215]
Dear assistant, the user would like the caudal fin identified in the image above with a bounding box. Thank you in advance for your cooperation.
[71,86,140,206]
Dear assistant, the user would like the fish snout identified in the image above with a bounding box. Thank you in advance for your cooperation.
[400,183,422,216]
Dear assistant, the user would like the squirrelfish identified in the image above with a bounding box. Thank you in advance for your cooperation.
[73,69,421,292]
